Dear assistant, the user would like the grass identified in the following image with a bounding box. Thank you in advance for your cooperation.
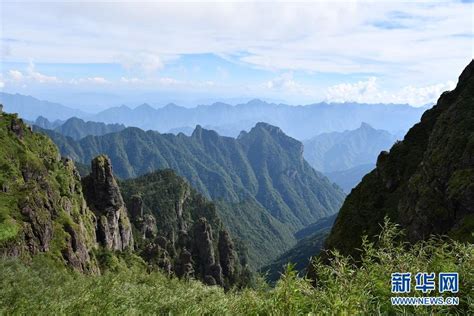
[1,220,472,315]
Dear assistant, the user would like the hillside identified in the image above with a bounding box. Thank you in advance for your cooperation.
[2,222,472,314]
[261,213,337,282]
[325,60,474,258]
[39,123,345,267]
[0,110,99,272]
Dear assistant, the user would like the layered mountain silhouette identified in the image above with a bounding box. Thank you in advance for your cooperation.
[90,100,424,140]
[89,100,425,140]
[38,122,345,267]
[2,92,425,141]
[303,122,397,173]
[324,60,474,258]
[32,116,126,140]
[0,93,86,120]
[303,123,397,192]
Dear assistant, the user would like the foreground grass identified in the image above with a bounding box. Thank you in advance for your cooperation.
[1,221,473,315]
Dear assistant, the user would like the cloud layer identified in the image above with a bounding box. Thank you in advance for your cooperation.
[0,1,472,106]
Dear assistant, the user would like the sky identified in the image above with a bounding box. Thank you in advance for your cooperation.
[0,0,472,111]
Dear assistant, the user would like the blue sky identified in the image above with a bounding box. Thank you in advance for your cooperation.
[0,0,472,111]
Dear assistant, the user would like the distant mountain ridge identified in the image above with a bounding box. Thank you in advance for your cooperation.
[303,122,398,173]
[32,116,126,140]
[39,122,345,267]
[1,92,426,140]
[89,100,425,139]
[0,92,87,120]
[324,163,375,193]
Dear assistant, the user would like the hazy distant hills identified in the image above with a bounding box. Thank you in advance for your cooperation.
[0,92,87,120]
[1,92,426,140]
[38,122,345,267]
[302,123,397,192]
[303,123,398,173]
[324,164,375,193]
[89,99,425,139]
[32,116,126,140]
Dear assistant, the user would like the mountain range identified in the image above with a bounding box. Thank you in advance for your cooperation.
[32,116,126,140]
[36,122,345,268]
[0,92,87,121]
[86,100,427,140]
[303,122,398,173]
[302,123,398,192]
[1,92,426,140]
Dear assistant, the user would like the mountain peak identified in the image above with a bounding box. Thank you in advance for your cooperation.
[359,122,374,130]
[458,59,474,85]
[252,122,283,134]
[135,103,154,111]
[191,124,219,139]
[163,103,180,109]
[246,98,267,106]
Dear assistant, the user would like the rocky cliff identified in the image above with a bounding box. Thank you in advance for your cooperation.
[120,169,247,289]
[82,155,133,251]
[0,111,98,273]
[324,60,474,258]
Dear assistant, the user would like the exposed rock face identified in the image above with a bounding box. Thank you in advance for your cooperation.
[82,155,133,251]
[120,169,245,288]
[10,117,24,139]
[0,112,98,273]
[192,218,223,286]
[218,230,237,284]
[323,60,474,260]
[129,195,157,239]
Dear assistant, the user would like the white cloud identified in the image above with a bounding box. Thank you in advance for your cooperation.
[120,77,141,84]
[325,77,456,106]
[27,61,61,83]
[6,62,61,84]
[119,52,168,74]
[1,1,470,85]
[265,72,311,95]
[325,77,378,103]
[158,77,180,85]
[8,70,24,81]
[70,77,109,84]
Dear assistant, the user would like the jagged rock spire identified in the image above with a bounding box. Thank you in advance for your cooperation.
[82,155,133,251]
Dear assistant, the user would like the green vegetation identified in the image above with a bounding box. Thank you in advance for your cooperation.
[119,169,252,289]
[0,111,97,271]
[1,221,472,315]
[326,60,474,257]
[120,170,225,239]
[262,214,337,282]
[40,122,345,268]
